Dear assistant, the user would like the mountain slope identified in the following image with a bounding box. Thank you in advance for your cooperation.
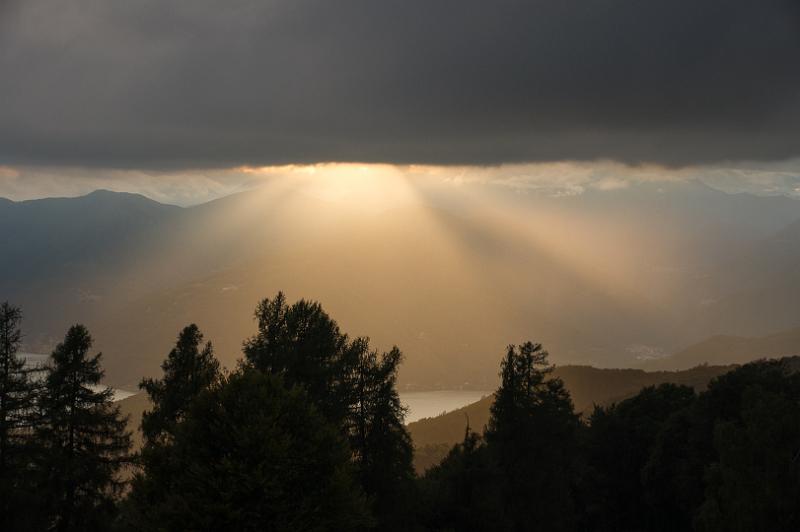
[409,363,735,471]
[0,190,183,347]
[646,326,800,371]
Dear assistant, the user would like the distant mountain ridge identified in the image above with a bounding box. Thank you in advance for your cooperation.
[408,360,782,471]
[408,363,735,447]
[646,326,800,371]
[0,189,183,348]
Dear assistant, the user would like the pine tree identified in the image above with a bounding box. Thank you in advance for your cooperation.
[485,342,579,531]
[124,324,221,526]
[582,384,696,531]
[348,341,416,529]
[36,324,131,532]
[244,293,417,528]
[243,292,351,421]
[0,302,39,529]
[123,370,372,531]
[139,323,220,444]
[420,427,503,531]
[643,359,800,532]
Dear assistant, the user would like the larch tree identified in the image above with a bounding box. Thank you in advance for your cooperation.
[36,324,131,532]
[124,370,372,531]
[347,341,416,530]
[485,342,580,532]
[0,302,39,530]
[243,292,417,528]
[139,323,220,444]
[124,324,222,526]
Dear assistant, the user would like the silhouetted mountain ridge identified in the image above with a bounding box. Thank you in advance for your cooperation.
[646,326,800,370]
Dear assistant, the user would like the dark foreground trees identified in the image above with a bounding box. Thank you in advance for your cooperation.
[0,302,38,530]
[36,325,131,532]
[139,323,220,444]
[124,324,223,528]
[644,359,800,532]
[244,293,416,529]
[347,342,416,528]
[486,342,580,531]
[419,428,502,532]
[421,342,579,531]
[126,370,372,531]
[581,383,696,531]
[1,310,132,532]
[127,294,415,530]
[5,294,800,532]
[0,303,130,531]
[422,351,800,532]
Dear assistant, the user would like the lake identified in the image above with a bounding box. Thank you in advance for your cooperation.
[22,353,486,417]
[20,353,136,402]
[400,390,490,423]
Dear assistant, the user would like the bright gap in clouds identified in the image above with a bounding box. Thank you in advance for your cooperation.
[0,160,799,206]
[237,164,420,213]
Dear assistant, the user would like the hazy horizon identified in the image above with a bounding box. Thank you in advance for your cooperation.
[3,159,800,207]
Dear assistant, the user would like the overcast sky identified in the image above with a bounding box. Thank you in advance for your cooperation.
[1,0,800,200]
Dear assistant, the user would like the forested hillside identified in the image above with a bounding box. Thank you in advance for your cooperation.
[410,363,734,471]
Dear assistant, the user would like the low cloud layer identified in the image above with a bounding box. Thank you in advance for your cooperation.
[3,161,799,206]
[1,0,799,168]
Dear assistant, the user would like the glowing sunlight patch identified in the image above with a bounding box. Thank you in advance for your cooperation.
[236,163,420,213]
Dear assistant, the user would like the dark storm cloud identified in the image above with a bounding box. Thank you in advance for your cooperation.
[1,0,799,168]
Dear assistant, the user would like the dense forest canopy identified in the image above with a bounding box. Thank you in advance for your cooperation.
[2,295,800,530]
